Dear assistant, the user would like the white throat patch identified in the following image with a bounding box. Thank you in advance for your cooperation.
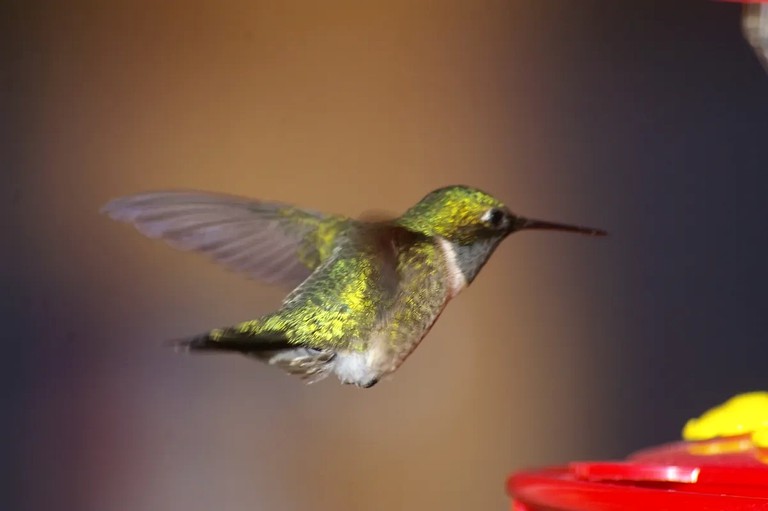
[437,237,468,298]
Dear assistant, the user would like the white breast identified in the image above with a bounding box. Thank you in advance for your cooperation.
[333,350,378,386]
[436,237,468,298]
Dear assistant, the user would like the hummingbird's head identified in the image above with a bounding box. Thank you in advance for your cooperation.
[399,185,513,243]
[398,185,606,283]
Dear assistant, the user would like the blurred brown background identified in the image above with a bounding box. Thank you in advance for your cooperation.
[5,1,768,510]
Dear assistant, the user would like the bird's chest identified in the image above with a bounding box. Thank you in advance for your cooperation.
[332,321,442,387]
[333,292,450,386]
[331,238,465,387]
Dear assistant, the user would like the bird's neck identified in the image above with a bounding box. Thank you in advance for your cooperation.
[436,237,502,288]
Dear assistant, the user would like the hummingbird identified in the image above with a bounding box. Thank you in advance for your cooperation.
[103,185,606,388]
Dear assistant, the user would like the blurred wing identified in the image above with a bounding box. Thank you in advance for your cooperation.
[743,5,768,74]
[102,190,350,288]
[381,238,450,359]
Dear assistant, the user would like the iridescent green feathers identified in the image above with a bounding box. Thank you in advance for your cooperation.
[209,225,424,352]
[398,186,508,244]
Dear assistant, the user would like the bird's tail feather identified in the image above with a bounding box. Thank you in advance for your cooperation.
[166,330,294,354]
[166,330,335,384]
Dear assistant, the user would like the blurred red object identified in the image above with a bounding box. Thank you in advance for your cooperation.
[507,439,768,510]
[508,391,768,510]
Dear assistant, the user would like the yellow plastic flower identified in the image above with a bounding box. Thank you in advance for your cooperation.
[683,391,768,447]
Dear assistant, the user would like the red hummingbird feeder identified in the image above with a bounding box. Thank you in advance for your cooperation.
[506,392,768,511]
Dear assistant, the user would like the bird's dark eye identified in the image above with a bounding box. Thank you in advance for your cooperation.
[485,208,505,228]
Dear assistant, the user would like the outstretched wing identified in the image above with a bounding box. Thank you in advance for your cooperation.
[102,190,350,288]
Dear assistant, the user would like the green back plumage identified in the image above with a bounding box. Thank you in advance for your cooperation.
[219,232,396,351]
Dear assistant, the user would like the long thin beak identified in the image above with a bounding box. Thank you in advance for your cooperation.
[513,216,608,237]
